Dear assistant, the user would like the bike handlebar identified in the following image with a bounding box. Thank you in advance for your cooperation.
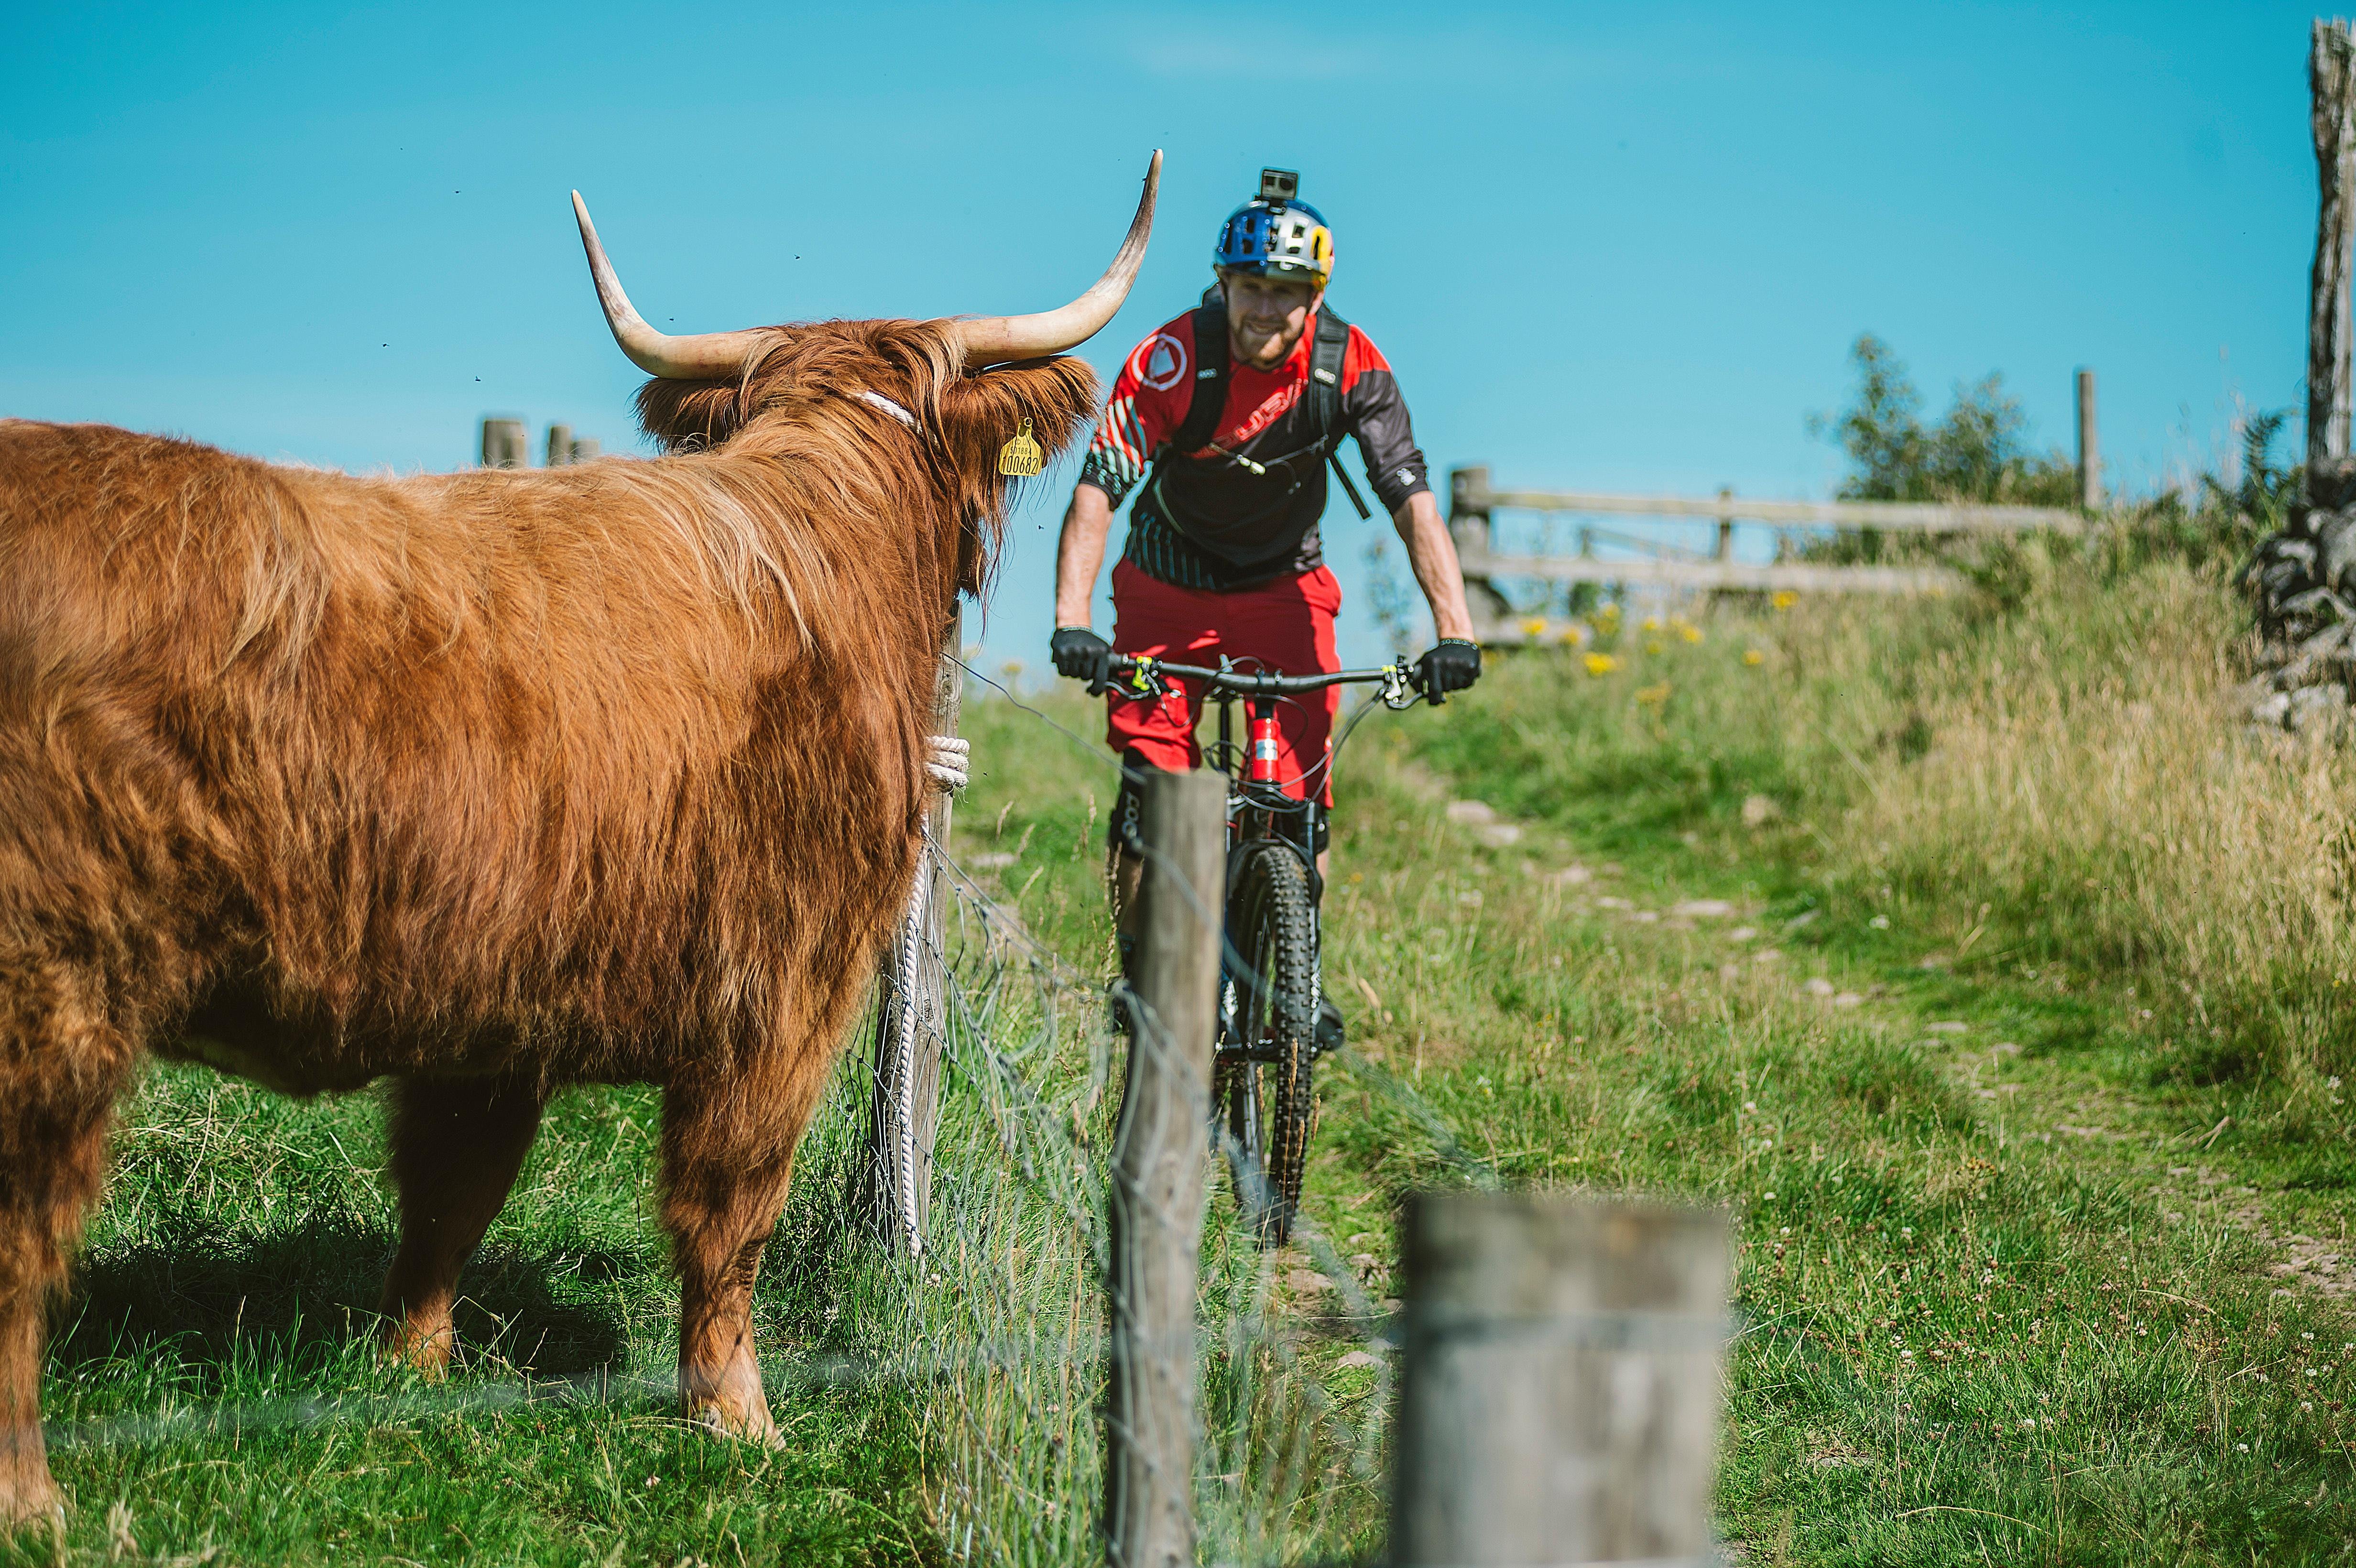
[1105,653,1414,698]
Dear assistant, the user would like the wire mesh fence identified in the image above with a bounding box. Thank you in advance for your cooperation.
[823,815,1406,1566]
[753,665,1486,1564]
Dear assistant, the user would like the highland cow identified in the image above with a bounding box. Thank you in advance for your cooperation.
[0,154,1159,1524]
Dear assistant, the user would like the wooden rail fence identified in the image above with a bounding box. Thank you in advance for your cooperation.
[1447,378,2098,642]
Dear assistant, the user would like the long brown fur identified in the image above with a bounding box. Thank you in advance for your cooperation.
[0,317,1099,1519]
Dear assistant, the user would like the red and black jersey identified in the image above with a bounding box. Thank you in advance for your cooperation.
[1079,305,1430,590]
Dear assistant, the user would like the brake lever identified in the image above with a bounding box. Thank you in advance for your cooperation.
[1102,659,1166,703]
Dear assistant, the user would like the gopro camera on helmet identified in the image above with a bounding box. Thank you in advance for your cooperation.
[1258,167,1299,205]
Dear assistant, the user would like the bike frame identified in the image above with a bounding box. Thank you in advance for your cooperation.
[1105,653,1420,1065]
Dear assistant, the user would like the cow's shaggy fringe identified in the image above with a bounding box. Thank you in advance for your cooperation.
[0,317,1098,1520]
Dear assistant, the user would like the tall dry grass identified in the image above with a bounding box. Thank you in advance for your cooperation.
[1415,549,2356,1093]
[1835,560,2356,1090]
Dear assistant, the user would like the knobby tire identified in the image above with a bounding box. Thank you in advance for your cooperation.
[1219,844,1319,1246]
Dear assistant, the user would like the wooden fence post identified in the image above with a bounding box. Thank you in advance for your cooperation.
[545,423,573,468]
[2075,370,2101,510]
[1103,768,1224,1568]
[1449,465,1494,561]
[858,606,962,1252]
[1446,465,1514,639]
[1392,1192,1732,1567]
[1713,487,1734,561]
[2311,19,2356,471]
[479,418,528,469]
[569,437,601,463]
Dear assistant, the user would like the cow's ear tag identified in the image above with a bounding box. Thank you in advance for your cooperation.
[998,419,1044,478]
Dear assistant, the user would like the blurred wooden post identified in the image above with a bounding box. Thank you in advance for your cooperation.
[568,437,600,463]
[1449,465,1494,560]
[479,418,528,469]
[2311,19,2356,470]
[1714,487,1734,561]
[544,423,573,468]
[1392,1193,1732,1568]
[1103,769,1223,1568]
[2075,370,2101,509]
[859,606,961,1252]
[1447,465,1513,641]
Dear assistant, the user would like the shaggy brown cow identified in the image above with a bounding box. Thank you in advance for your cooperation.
[0,153,1158,1525]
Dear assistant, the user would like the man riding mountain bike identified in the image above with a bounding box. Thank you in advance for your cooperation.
[1049,168,1481,1033]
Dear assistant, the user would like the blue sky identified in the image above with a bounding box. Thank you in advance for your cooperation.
[0,1,2323,671]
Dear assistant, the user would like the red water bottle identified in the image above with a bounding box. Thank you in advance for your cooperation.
[1246,703,1284,784]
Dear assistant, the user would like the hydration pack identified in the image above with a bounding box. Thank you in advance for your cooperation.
[1151,288,1372,519]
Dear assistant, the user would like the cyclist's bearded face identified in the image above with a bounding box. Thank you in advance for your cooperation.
[1224,273,1320,370]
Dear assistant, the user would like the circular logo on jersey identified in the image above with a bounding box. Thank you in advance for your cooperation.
[1134,331,1189,392]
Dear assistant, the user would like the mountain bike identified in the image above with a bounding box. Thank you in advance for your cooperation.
[1104,651,1428,1244]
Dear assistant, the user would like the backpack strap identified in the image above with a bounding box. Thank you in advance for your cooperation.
[1303,303,1350,442]
[1165,290,1230,458]
[1307,305,1373,518]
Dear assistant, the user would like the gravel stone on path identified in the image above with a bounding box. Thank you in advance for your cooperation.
[1671,899,1736,918]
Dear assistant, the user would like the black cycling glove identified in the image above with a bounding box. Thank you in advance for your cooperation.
[1051,626,1114,693]
[1416,638,1483,704]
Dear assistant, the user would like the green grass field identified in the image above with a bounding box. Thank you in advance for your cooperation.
[952,549,2356,1565]
[13,544,2356,1565]
[13,1070,940,1567]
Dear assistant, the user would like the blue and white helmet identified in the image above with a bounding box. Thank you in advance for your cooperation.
[1214,169,1332,289]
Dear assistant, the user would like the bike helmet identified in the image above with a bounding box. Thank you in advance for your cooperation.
[1214,168,1333,289]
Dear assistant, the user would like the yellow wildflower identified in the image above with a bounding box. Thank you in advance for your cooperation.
[1742,648,1766,666]
[1519,615,1549,638]
[1679,624,1703,644]
[1640,615,1663,633]
[1558,624,1590,647]
[1645,639,1666,655]
[1583,652,1617,676]
[1771,590,1799,610]
[1636,682,1671,706]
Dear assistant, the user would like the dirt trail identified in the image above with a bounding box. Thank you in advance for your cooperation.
[1444,783,2356,1319]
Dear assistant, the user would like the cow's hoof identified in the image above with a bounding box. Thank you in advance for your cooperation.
[684,1396,786,1451]
[381,1318,455,1380]
[0,1474,65,1537]
[681,1344,784,1449]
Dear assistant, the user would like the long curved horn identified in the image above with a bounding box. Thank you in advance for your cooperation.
[572,191,776,380]
[950,151,1160,370]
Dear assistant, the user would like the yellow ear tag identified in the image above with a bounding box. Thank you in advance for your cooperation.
[997,418,1044,478]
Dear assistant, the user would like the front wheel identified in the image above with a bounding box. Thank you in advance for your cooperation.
[1217,844,1319,1246]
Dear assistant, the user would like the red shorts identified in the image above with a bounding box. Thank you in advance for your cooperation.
[1106,558,1342,805]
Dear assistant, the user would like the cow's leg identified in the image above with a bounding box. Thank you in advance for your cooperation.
[376,1076,544,1377]
[0,960,135,1528]
[660,1057,831,1447]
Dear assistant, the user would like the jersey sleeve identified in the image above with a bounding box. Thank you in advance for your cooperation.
[1340,326,1431,515]
[1078,314,1198,508]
